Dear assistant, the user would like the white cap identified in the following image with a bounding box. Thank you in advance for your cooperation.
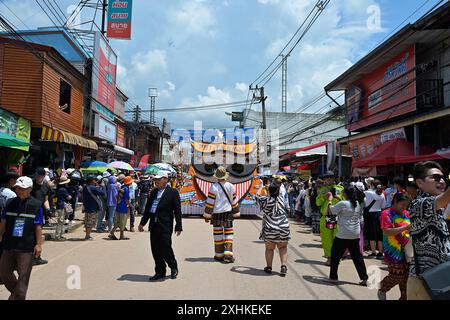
[96,175,103,181]
[153,171,169,179]
[14,176,33,189]
[102,171,111,178]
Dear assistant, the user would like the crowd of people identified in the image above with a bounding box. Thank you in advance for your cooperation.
[253,161,450,300]
[1,161,449,300]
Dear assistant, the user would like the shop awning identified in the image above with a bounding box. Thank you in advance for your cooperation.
[41,126,98,150]
[114,145,134,156]
[0,131,31,147]
[352,138,442,168]
[281,141,330,158]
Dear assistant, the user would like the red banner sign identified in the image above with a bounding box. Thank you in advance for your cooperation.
[347,45,416,131]
[116,124,125,147]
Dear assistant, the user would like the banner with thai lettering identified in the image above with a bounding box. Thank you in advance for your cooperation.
[0,107,31,151]
[192,141,256,154]
[116,124,125,147]
[107,0,133,40]
[92,32,117,112]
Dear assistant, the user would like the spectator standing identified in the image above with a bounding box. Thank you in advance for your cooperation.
[128,178,138,232]
[54,177,72,241]
[0,177,44,300]
[109,176,133,241]
[327,186,368,286]
[378,192,412,300]
[83,176,106,240]
[364,177,387,258]
[106,176,119,232]
[408,161,450,300]
[256,183,291,277]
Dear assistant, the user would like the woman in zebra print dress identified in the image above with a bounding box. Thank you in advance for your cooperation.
[256,183,291,277]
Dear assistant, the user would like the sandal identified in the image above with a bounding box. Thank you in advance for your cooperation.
[280,265,287,277]
[264,267,272,274]
[108,234,119,240]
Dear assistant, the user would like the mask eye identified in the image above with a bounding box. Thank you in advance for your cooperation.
[193,163,218,176]
[227,163,257,178]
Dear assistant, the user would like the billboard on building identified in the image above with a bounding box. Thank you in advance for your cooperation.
[349,128,406,161]
[94,114,117,143]
[92,32,117,112]
[107,0,133,40]
[116,124,125,147]
[347,45,416,131]
[0,107,31,151]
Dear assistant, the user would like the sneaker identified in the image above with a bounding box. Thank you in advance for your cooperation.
[377,290,387,300]
[376,253,384,260]
[280,265,287,277]
[54,237,66,242]
[84,236,94,241]
[359,279,368,287]
[367,253,377,258]
[223,256,235,264]
[32,257,48,266]
[64,219,70,225]
[70,221,76,225]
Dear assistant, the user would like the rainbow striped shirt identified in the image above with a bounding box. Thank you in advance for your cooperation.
[381,208,411,264]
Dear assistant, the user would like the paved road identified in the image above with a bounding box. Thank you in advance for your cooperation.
[0,217,401,300]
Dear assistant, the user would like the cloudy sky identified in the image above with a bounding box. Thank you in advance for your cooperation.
[1,0,444,129]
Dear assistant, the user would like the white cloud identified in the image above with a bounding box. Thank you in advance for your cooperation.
[169,1,216,37]
[160,81,177,98]
[235,82,248,93]
[258,0,280,4]
[132,49,167,74]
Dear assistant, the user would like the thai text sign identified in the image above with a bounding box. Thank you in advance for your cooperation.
[107,0,133,39]
[348,45,416,131]
[92,32,117,112]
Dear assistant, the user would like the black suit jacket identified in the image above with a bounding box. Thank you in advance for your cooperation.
[140,186,183,233]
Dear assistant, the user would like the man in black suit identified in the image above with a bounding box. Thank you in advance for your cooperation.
[139,171,182,281]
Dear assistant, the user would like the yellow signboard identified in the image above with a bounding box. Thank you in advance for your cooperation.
[192,141,255,154]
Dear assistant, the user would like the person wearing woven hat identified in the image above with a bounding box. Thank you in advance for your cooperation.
[53,176,72,241]
[203,166,240,263]
[0,177,44,300]
[109,176,134,241]
[316,171,344,266]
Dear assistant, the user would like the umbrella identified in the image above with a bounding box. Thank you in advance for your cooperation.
[81,161,108,168]
[0,132,30,147]
[108,161,134,171]
[81,167,117,175]
[144,165,160,175]
[153,163,176,174]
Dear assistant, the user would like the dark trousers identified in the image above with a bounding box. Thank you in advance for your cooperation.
[330,237,368,281]
[150,229,177,275]
[0,250,34,300]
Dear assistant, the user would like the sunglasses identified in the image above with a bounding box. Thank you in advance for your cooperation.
[424,174,446,183]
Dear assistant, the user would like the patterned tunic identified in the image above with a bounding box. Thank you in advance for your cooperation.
[256,194,291,243]
[409,190,450,276]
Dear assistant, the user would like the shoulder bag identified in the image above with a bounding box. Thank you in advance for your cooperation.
[218,182,240,219]
[411,203,450,300]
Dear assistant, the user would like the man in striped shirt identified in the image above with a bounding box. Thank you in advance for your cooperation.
[204,167,240,263]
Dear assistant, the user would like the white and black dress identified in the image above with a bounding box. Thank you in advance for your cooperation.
[256,194,291,243]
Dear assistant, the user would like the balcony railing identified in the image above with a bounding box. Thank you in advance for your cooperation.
[416,79,444,109]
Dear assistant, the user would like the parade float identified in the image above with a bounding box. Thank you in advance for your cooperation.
[177,129,263,216]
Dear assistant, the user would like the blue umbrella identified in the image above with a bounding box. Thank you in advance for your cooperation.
[81,161,108,168]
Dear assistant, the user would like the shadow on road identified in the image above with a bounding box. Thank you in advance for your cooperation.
[302,275,358,287]
[252,240,265,244]
[230,266,279,277]
[117,274,153,282]
[295,258,328,266]
[185,257,217,263]
[297,230,312,234]
[299,243,323,249]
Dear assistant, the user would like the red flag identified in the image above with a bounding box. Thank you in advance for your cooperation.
[138,154,151,169]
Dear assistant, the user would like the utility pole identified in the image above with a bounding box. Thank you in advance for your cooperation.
[249,85,267,129]
[149,88,158,124]
[160,118,166,162]
[133,105,141,123]
[101,0,108,35]
[281,54,288,113]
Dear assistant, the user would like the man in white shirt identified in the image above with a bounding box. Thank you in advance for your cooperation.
[204,166,240,263]
[364,177,387,258]
[128,180,138,232]
[0,172,19,206]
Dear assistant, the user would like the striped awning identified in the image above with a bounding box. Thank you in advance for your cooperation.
[41,126,98,150]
